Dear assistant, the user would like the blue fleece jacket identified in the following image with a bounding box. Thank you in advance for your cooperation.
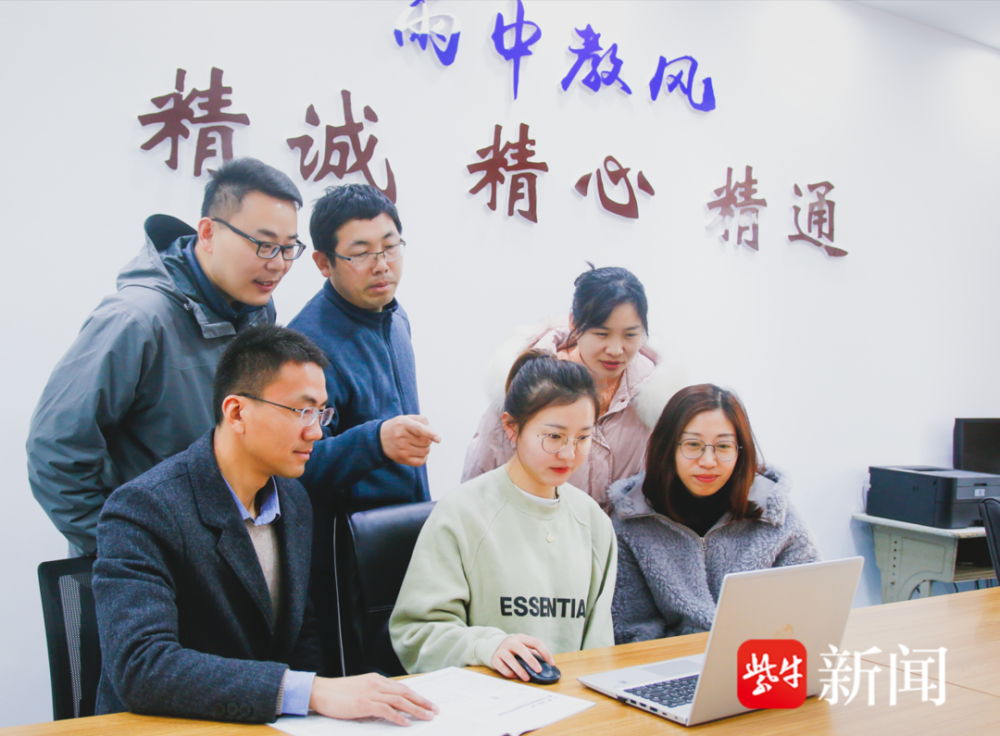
[289,280,430,568]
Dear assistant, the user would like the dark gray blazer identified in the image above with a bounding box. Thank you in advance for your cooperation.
[93,431,322,723]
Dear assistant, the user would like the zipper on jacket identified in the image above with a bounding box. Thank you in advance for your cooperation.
[382,318,406,406]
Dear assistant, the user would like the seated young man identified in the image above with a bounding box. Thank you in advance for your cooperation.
[92,325,437,725]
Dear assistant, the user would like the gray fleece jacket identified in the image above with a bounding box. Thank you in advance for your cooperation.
[608,469,820,644]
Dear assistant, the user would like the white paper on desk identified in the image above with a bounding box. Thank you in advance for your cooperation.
[269,667,593,736]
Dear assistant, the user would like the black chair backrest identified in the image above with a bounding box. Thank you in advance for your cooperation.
[981,498,1000,580]
[37,557,101,720]
[334,502,435,677]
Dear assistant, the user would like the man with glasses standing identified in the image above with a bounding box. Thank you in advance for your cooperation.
[29,158,315,557]
[289,183,439,675]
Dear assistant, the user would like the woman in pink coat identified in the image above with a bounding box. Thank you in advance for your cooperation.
[462,266,683,510]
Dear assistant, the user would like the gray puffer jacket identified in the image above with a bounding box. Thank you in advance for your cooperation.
[609,469,820,644]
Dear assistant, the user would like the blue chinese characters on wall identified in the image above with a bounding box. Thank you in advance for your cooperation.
[394,0,461,67]
[650,55,716,111]
[492,0,542,100]
[561,24,632,94]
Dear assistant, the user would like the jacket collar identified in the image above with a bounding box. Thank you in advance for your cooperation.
[187,431,278,633]
[610,468,788,526]
[322,279,398,328]
[118,215,272,340]
[181,239,265,329]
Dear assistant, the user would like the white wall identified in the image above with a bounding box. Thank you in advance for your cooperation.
[2,0,999,726]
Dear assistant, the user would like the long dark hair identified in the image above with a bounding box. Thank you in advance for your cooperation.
[503,350,600,433]
[563,264,649,349]
[643,384,763,525]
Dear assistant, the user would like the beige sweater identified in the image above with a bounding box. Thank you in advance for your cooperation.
[389,467,617,674]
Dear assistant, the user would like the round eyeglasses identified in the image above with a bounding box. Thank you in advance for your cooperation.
[331,241,406,269]
[238,394,335,427]
[537,432,596,456]
[677,440,740,462]
[212,218,307,260]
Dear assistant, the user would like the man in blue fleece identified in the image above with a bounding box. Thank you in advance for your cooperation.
[289,183,439,675]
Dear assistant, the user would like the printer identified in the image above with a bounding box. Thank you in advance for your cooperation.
[867,466,1000,528]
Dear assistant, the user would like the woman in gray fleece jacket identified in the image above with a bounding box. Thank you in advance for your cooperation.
[608,384,820,644]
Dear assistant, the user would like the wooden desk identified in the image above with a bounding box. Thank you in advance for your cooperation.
[843,585,1000,697]
[5,590,1000,735]
[853,512,995,602]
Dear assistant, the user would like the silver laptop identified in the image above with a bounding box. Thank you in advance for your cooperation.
[580,557,864,726]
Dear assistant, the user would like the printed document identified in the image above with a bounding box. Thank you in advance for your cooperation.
[269,667,594,736]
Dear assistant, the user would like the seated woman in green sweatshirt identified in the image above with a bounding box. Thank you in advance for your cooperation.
[390,351,618,681]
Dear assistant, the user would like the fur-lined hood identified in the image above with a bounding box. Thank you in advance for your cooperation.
[609,467,792,528]
[481,315,686,430]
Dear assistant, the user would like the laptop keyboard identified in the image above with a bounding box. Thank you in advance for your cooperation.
[625,675,700,709]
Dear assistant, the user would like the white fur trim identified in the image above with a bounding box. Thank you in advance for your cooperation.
[632,334,688,429]
[483,315,569,404]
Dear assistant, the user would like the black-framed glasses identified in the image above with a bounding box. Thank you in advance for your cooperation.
[212,218,307,260]
[237,394,335,427]
[677,440,740,462]
[331,241,406,269]
[536,432,597,456]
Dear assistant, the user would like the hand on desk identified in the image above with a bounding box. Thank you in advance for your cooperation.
[491,634,555,682]
[381,415,441,467]
[309,672,439,726]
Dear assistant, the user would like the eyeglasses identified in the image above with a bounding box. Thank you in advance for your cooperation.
[212,218,307,260]
[536,432,597,456]
[237,394,335,427]
[677,440,740,462]
[331,241,406,269]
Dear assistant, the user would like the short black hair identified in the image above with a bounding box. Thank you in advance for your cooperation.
[201,158,303,219]
[310,183,402,255]
[213,325,329,425]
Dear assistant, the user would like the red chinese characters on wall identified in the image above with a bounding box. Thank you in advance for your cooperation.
[286,90,397,203]
[707,165,768,250]
[467,123,548,222]
[706,167,844,256]
[138,68,249,176]
[575,156,654,219]
[789,182,844,256]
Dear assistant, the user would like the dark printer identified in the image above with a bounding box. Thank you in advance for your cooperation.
[868,466,1000,528]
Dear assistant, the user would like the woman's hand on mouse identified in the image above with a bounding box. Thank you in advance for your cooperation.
[490,634,555,681]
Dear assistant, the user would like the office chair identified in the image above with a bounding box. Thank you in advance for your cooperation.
[981,498,1000,580]
[333,502,436,677]
[37,557,102,720]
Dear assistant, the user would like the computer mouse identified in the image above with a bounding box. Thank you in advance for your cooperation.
[514,654,562,684]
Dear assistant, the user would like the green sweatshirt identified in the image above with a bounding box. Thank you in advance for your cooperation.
[390,466,617,674]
